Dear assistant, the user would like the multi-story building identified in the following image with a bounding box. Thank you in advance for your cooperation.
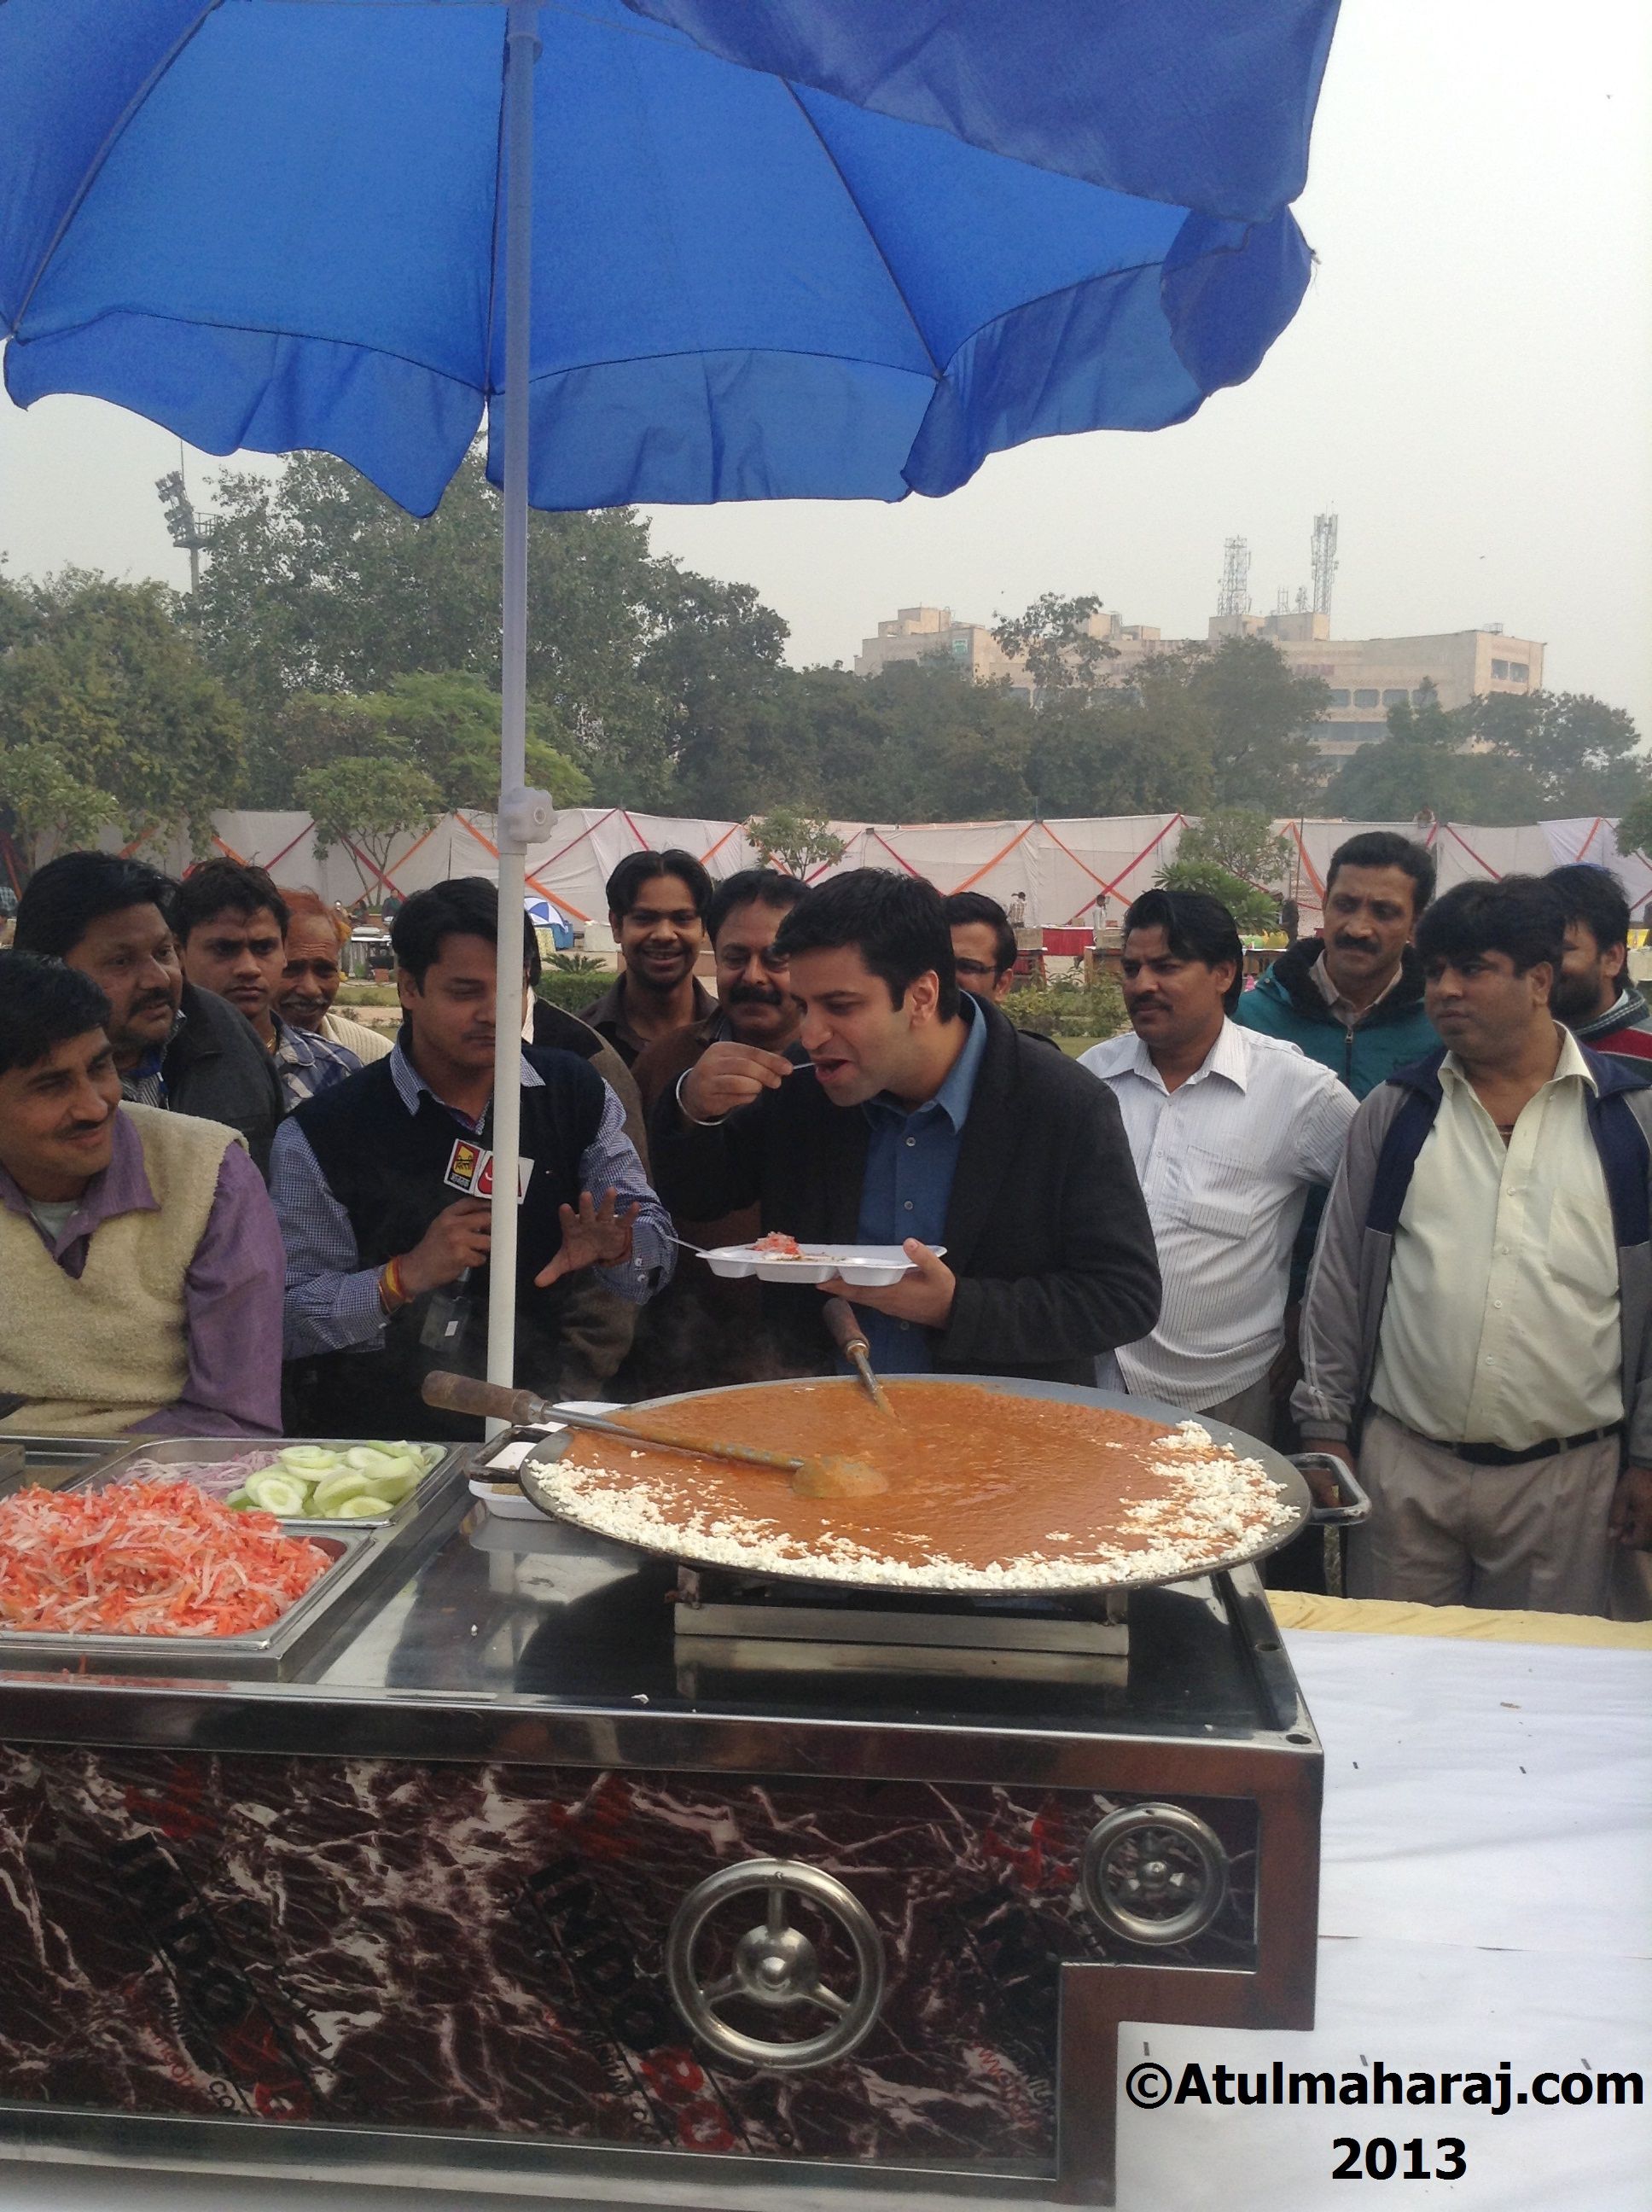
[855,603,1544,760]
[1207,609,1545,758]
[854,604,1164,699]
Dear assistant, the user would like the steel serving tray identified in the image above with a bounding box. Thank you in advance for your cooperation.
[67,1434,466,1529]
[516,1376,1314,1598]
[0,1521,374,1680]
[0,1437,470,1679]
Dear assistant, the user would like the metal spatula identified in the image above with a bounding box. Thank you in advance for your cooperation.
[422,1371,887,1498]
[822,1297,898,1420]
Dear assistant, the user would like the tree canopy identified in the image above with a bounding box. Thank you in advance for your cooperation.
[0,568,244,859]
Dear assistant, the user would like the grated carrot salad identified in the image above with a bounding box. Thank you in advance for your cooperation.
[0,1481,332,1638]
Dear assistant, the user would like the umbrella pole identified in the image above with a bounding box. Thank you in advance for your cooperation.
[486,2,541,1422]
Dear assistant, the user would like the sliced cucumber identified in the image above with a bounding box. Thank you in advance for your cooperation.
[345,1446,414,1483]
[224,1487,257,1511]
[365,1469,421,1505]
[277,1446,339,1478]
[244,1472,310,1517]
[330,1495,393,1518]
[311,1470,376,1513]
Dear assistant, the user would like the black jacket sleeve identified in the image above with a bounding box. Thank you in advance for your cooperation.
[649,1082,769,1222]
[939,1068,1160,1371]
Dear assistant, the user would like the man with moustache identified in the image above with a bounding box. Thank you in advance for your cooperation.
[650,870,1159,1384]
[1296,876,1652,1613]
[0,954,283,1437]
[1236,830,1438,1092]
[174,859,361,1109]
[14,851,285,1176]
[580,849,718,1067]
[622,870,808,1391]
[1081,890,1353,1439]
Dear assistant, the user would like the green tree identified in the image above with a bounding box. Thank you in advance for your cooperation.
[1154,857,1280,934]
[1179,637,1329,810]
[1025,675,1213,815]
[745,806,846,874]
[1616,793,1652,864]
[0,570,244,844]
[849,661,1033,819]
[1469,690,1647,814]
[187,450,791,807]
[297,755,442,902]
[0,742,120,877]
[992,593,1117,696]
[1169,806,1292,885]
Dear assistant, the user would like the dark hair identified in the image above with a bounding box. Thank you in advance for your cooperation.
[1413,876,1565,976]
[14,851,177,958]
[391,876,536,989]
[1325,830,1436,914]
[1122,888,1244,1014]
[172,858,289,943]
[606,848,712,922]
[705,867,809,945]
[0,952,113,1076]
[1544,863,1631,956]
[943,890,1016,979]
[773,869,960,1020]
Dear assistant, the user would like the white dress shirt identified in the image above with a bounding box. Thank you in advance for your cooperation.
[1370,1027,1621,1450]
[1081,1020,1356,1408]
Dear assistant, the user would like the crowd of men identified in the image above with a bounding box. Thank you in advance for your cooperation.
[2,831,1649,1620]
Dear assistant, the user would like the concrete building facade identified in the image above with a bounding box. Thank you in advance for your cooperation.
[1207,608,1545,758]
[855,602,1544,760]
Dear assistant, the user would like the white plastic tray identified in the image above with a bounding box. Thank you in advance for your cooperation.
[697,1242,945,1287]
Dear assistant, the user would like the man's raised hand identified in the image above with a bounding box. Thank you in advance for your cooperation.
[680,1041,797,1124]
[536,1188,643,1287]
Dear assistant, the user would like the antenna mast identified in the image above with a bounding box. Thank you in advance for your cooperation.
[1217,536,1251,619]
[1310,509,1339,620]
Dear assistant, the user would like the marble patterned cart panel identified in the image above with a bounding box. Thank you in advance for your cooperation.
[0,1744,1256,2168]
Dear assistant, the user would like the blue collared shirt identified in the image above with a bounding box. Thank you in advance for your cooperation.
[853,998,987,1375]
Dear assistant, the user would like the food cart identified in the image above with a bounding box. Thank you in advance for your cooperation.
[0,1382,1350,2206]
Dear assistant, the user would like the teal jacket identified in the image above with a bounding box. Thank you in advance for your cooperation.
[1236,939,1439,1101]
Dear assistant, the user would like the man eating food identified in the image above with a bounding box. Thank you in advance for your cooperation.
[650,869,1159,1383]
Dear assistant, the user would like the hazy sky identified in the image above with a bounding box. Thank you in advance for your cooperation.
[3,0,1648,736]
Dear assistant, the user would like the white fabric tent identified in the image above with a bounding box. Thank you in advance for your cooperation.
[109,808,1652,934]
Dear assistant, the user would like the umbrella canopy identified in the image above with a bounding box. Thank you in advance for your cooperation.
[2,0,1335,516]
[524,894,575,950]
[1,0,1341,1409]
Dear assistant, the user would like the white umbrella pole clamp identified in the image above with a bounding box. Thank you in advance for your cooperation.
[486,3,544,1435]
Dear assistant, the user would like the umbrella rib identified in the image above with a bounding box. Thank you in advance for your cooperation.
[780,84,941,381]
[8,3,226,337]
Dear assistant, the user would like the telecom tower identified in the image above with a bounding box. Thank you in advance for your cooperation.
[1310,510,1339,620]
[1217,536,1251,619]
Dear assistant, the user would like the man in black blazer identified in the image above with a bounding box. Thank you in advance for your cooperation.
[649,870,1159,1387]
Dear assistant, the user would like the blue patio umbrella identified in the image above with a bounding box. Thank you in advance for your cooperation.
[1,0,1341,1400]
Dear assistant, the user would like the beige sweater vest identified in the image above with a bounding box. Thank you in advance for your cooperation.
[0,1104,236,1436]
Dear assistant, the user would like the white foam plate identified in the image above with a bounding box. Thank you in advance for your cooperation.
[697,1243,945,1287]
[468,1476,544,1521]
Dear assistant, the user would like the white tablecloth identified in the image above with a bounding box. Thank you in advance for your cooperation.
[3,1632,1649,2212]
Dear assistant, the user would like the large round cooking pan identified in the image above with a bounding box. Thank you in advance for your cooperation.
[516,1375,1317,1598]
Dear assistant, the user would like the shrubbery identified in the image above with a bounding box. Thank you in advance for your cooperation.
[1002,969,1127,1041]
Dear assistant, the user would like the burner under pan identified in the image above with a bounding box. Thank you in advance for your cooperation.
[672,1561,1131,1686]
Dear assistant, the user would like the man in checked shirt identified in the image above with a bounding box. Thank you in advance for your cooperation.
[270,877,673,1441]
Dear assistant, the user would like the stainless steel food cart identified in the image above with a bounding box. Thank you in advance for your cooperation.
[0,1383,1342,2206]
